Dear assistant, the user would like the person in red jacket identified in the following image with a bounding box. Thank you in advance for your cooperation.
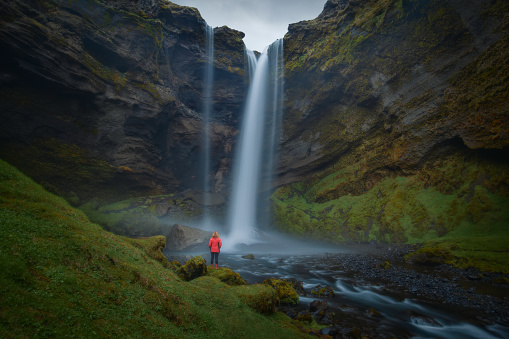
[208,231,222,269]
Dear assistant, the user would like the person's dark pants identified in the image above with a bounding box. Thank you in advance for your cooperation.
[211,252,219,265]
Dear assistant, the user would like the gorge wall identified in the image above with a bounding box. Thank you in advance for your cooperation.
[0,0,508,252]
[0,0,246,206]
[273,0,508,251]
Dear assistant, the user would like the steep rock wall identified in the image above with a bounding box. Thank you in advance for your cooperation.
[274,0,509,246]
[0,0,246,205]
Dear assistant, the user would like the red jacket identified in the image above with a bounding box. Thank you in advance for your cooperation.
[209,237,222,252]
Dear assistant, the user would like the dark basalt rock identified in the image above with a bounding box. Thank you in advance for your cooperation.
[0,0,247,205]
[166,224,209,251]
[280,0,508,186]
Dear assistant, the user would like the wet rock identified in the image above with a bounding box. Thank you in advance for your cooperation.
[177,255,207,281]
[367,307,382,317]
[262,278,299,305]
[310,284,335,298]
[319,326,339,337]
[167,224,209,251]
[242,254,255,259]
[285,277,307,296]
[410,314,443,327]
[310,300,329,312]
[0,0,247,204]
[296,310,313,324]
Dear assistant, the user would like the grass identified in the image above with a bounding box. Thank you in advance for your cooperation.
[271,153,509,273]
[0,159,311,338]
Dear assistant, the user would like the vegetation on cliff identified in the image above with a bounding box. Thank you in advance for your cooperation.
[275,0,509,272]
[272,151,509,273]
[0,159,312,338]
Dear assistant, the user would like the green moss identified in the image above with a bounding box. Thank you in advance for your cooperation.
[177,256,207,281]
[310,285,335,298]
[80,197,168,238]
[263,279,299,305]
[0,138,119,205]
[0,159,310,337]
[83,53,129,91]
[440,36,509,149]
[207,267,247,286]
[232,284,280,314]
[271,153,509,272]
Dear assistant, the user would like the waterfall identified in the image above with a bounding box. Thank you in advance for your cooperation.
[201,25,214,223]
[261,39,284,225]
[225,40,284,249]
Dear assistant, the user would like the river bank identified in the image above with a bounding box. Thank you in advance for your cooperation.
[167,243,509,338]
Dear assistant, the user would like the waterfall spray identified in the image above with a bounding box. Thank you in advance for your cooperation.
[225,40,284,250]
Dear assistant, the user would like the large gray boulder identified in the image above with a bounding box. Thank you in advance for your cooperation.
[167,224,210,251]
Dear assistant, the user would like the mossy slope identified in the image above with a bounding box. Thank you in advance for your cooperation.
[272,153,509,273]
[0,159,308,338]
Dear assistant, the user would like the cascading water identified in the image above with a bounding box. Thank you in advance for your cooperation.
[201,25,214,223]
[225,40,284,250]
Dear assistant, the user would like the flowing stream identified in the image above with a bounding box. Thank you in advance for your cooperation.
[173,246,508,339]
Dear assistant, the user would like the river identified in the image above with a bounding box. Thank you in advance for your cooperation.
[167,241,509,339]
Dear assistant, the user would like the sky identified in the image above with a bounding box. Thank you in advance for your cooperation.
[169,0,327,52]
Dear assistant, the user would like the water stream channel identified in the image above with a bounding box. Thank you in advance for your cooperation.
[167,241,509,339]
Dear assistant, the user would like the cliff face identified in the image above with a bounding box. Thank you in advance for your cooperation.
[0,0,246,205]
[1,0,508,250]
[273,0,509,246]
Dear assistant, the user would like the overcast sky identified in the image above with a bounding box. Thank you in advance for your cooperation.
[169,0,327,52]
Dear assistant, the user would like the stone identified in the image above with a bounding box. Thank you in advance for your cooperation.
[167,224,210,251]
[310,300,329,312]
[0,0,246,205]
[177,255,207,281]
[262,279,299,305]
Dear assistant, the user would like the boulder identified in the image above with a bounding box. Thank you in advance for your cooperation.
[262,278,299,305]
[167,224,210,251]
[207,267,247,286]
[177,256,207,281]
[310,284,335,298]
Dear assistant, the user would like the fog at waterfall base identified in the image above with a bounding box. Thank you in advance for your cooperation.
[170,0,326,51]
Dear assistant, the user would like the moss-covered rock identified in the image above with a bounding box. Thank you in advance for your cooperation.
[405,243,454,265]
[208,267,247,286]
[263,279,300,305]
[310,285,335,298]
[177,256,207,281]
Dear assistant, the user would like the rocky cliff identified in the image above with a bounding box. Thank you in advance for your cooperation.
[273,0,509,257]
[1,0,508,260]
[0,0,246,205]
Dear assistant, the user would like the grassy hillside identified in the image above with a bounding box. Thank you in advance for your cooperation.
[0,159,309,338]
[272,153,509,273]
